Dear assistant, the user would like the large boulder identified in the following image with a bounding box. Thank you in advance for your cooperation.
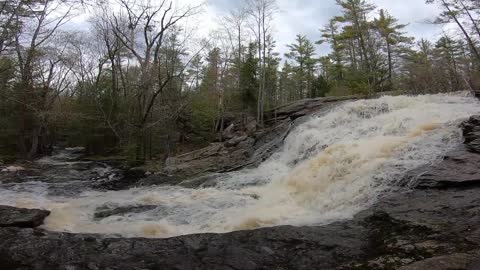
[94,205,157,220]
[164,139,255,177]
[0,206,50,228]
[264,95,363,122]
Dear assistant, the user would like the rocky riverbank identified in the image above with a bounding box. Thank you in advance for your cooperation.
[162,95,363,179]
[1,97,480,270]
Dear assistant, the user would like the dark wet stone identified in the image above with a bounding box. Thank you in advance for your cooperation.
[178,173,221,188]
[92,168,146,190]
[0,206,50,228]
[0,221,366,270]
[264,95,363,122]
[410,147,480,189]
[398,253,480,270]
[94,205,157,220]
[463,115,480,154]
[406,115,480,189]
[137,174,182,187]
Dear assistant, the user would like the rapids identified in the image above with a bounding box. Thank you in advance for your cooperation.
[1,92,479,238]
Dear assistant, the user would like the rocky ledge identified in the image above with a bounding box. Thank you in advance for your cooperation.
[2,116,480,269]
[0,206,50,228]
[162,95,363,179]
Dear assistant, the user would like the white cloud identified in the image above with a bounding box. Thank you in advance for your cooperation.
[201,0,454,57]
[64,0,459,57]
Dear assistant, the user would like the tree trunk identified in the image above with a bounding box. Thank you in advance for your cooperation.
[386,39,393,88]
[261,13,267,125]
[28,126,39,159]
[256,21,262,125]
[442,0,480,62]
[458,0,480,40]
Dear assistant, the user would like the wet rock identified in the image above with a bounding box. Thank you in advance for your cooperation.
[124,167,146,179]
[1,166,25,172]
[94,205,157,220]
[225,135,248,147]
[136,174,181,187]
[265,95,363,122]
[178,173,222,188]
[0,206,50,228]
[92,167,146,190]
[411,147,480,189]
[245,120,257,135]
[398,253,480,270]
[64,147,86,154]
[164,141,255,177]
[164,143,230,177]
[222,123,235,140]
[463,115,480,153]
[407,115,480,189]
[0,221,366,270]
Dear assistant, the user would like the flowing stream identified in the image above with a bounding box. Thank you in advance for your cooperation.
[1,92,479,238]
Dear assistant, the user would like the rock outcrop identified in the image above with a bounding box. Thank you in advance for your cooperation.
[409,115,480,189]
[163,95,362,178]
[0,206,50,228]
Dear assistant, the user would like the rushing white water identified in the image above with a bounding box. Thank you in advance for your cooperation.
[1,92,479,238]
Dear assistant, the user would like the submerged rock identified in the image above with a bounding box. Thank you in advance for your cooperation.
[0,166,25,172]
[0,206,50,228]
[94,205,157,220]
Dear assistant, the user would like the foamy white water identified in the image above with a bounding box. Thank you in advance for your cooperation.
[1,92,479,238]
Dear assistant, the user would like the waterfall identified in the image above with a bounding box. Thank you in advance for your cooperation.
[1,92,479,238]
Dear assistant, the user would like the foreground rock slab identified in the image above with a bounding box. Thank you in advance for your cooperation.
[0,206,50,228]
[398,253,480,270]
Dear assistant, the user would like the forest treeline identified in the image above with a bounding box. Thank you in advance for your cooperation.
[0,0,479,163]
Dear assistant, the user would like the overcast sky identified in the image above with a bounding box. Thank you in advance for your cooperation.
[197,0,451,56]
[70,0,453,57]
